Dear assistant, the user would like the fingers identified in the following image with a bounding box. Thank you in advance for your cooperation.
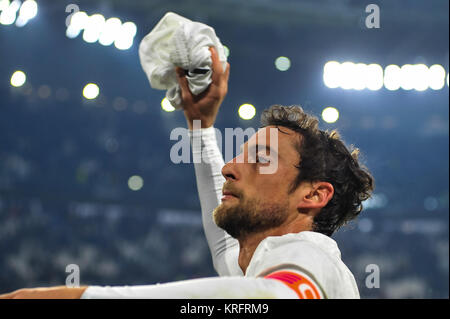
[175,67,193,102]
[209,47,230,89]
[209,46,224,83]
[223,62,230,83]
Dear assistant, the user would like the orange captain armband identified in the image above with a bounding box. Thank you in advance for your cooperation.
[264,270,324,299]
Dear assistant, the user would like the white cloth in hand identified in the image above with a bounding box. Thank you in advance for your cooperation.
[139,12,227,109]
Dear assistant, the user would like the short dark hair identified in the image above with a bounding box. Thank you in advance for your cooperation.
[260,105,375,236]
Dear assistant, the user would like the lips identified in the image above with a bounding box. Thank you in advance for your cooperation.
[222,190,237,197]
[221,189,239,201]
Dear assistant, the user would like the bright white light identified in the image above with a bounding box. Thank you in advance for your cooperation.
[18,0,37,20]
[384,64,401,91]
[70,11,88,30]
[66,24,82,38]
[99,17,122,46]
[82,14,105,43]
[0,0,20,25]
[10,70,26,87]
[321,107,339,123]
[340,62,356,90]
[0,0,10,12]
[114,36,133,50]
[15,14,27,27]
[122,21,137,37]
[114,21,136,50]
[275,56,291,71]
[161,97,175,112]
[353,63,367,90]
[128,175,144,191]
[412,64,429,91]
[325,61,445,91]
[365,64,383,91]
[238,103,256,120]
[223,45,230,58]
[400,64,415,90]
[323,61,341,89]
[83,83,99,99]
[428,64,446,90]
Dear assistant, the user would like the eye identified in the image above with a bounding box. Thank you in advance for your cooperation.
[256,155,270,164]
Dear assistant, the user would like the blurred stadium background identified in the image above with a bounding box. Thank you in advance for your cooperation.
[0,0,448,298]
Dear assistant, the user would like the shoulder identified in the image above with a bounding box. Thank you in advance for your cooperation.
[246,231,360,299]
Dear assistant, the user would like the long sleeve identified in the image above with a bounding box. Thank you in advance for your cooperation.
[188,127,242,277]
[81,276,298,299]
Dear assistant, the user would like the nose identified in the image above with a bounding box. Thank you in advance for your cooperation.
[221,157,241,181]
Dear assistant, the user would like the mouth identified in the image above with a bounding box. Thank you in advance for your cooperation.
[221,190,239,202]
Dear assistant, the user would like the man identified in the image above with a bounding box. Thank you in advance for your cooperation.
[0,47,374,299]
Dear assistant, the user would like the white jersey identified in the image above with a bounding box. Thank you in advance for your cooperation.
[188,127,360,299]
[81,127,359,299]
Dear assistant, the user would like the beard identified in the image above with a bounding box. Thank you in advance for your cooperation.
[213,193,289,239]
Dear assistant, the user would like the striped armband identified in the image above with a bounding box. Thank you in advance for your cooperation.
[264,270,325,299]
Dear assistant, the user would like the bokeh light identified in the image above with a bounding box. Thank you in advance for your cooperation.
[275,56,291,71]
[128,175,144,191]
[161,97,175,112]
[238,103,256,120]
[10,70,26,87]
[83,83,100,99]
[321,106,339,123]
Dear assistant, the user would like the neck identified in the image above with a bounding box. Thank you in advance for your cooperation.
[237,215,314,274]
[237,227,286,274]
[237,232,265,274]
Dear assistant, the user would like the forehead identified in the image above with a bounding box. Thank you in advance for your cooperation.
[247,125,301,158]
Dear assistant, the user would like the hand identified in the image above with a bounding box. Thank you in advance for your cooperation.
[0,286,88,299]
[176,46,230,130]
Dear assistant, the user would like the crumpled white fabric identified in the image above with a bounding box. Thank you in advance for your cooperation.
[139,12,228,110]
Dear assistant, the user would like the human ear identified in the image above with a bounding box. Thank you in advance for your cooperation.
[297,182,334,211]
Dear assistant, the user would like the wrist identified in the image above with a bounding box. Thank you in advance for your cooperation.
[186,117,215,130]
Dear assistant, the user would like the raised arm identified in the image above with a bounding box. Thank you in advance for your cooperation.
[176,47,241,276]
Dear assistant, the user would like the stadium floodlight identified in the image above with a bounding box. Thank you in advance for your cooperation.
[412,64,429,91]
[365,64,383,91]
[65,11,88,38]
[384,64,401,91]
[15,0,37,27]
[0,0,11,12]
[128,175,144,191]
[353,63,367,90]
[0,0,20,25]
[223,45,230,58]
[10,70,26,87]
[82,14,105,43]
[399,64,415,90]
[161,97,175,112]
[321,107,339,124]
[83,83,100,99]
[323,61,341,89]
[18,0,37,19]
[339,62,356,90]
[275,56,291,71]
[99,17,122,46]
[238,103,256,120]
[325,60,447,91]
[114,21,137,50]
[66,9,137,51]
[428,64,446,90]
